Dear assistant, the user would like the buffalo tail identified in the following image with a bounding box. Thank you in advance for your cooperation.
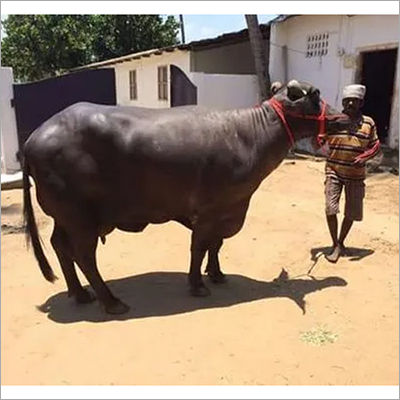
[23,160,57,283]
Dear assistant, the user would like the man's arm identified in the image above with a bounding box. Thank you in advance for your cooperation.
[353,120,381,165]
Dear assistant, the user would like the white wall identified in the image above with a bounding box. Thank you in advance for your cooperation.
[270,15,399,149]
[270,15,343,107]
[190,73,259,109]
[112,50,259,110]
[114,49,190,108]
[0,67,20,173]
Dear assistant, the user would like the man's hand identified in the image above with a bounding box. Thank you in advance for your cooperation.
[352,156,366,166]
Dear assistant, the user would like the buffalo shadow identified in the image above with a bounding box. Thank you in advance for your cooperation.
[37,269,347,323]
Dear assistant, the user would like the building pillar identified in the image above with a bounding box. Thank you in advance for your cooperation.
[0,67,20,173]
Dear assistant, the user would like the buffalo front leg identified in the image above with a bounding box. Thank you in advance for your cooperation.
[205,239,227,283]
[50,224,95,304]
[188,230,211,297]
[71,232,129,314]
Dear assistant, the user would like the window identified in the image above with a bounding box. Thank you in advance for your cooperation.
[129,70,137,100]
[306,32,329,58]
[158,65,168,100]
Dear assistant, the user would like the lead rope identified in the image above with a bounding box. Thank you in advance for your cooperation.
[267,97,296,148]
[267,98,330,156]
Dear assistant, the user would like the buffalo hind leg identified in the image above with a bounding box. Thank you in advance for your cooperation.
[188,230,211,297]
[205,239,226,284]
[50,224,95,304]
[72,232,129,314]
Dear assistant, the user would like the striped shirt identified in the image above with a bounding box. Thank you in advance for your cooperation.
[319,115,380,180]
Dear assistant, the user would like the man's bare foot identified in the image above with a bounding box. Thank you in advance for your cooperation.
[325,244,344,263]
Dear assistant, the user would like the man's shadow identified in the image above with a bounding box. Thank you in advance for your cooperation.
[37,269,347,323]
[310,246,375,262]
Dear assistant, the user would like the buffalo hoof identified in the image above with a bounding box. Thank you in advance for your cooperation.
[190,284,211,297]
[208,272,227,284]
[73,289,96,304]
[104,299,130,315]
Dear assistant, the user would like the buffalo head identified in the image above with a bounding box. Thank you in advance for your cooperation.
[269,80,353,141]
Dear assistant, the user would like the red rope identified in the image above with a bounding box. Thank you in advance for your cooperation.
[355,140,381,162]
[268,97,296,147]
[267,98,337,156]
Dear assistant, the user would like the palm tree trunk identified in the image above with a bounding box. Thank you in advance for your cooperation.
[245,15,271,101]
[179,15,185,44]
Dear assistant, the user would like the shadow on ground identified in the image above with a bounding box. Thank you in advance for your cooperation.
[310,246,375,262]
[37,270,347,323]
[1,203,22,215]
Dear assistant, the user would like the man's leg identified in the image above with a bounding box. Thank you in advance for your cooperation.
[325,176,343,263]
[338,217,354,248]
[337,179,365,252]
[326,217,350,263]
[326,214,338,247]
[326,178,364,263]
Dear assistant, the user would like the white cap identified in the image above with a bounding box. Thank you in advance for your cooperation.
[342,84,366,100]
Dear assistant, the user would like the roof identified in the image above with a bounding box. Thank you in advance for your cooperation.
[73,23,270,71]
[269,15,300,24]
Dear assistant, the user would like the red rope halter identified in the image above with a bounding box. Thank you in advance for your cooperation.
[267,97,328,148]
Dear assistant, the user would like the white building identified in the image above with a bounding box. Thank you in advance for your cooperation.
[74,26,271,110]
[269,14,399,150]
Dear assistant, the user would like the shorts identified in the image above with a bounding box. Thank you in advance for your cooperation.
[325,175,365,221]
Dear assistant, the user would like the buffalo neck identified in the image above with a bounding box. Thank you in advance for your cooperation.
[219,104,293,185]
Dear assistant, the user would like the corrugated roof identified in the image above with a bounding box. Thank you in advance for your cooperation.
[270,14,300,24]
[72,46,184,70]
[72,23,270,71]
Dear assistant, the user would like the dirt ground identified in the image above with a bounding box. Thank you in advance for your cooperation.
[1,158,398,386]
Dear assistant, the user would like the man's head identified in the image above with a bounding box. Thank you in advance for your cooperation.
[342,84,366,117]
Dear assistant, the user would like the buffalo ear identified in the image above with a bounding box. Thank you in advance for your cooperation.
[287,80,307,101]
[310,88,321,103]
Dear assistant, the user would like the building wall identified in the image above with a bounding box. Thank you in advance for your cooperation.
[112,47,259,110]
[114,49,191,107]
[270,15,399,149]
[0,67,20,173]
[190,72,258,109]
[191,40,258,74]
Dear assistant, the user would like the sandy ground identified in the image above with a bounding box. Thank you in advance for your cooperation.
[1,158,398,386]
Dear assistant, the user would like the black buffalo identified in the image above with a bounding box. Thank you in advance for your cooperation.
[23,80,351,314]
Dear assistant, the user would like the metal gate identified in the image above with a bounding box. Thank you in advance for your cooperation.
[13,68,116,149]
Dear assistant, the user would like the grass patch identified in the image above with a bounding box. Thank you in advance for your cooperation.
[300,326,338,346]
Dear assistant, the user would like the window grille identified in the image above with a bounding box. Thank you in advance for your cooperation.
[306,33,329,58]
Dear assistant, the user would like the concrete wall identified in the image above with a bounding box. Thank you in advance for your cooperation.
[0,67,20,173]
[270,15,399,150]
[190,72,258,109]
[114,49,190,108]
[191,40,258,75]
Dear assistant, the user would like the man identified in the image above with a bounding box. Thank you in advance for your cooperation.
[317,84,381,263]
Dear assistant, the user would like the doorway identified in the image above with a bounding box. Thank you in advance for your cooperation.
[359,48,397,144]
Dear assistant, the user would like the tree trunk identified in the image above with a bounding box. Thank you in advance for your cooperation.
[245,15,271,101]
[179,15,185,44]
